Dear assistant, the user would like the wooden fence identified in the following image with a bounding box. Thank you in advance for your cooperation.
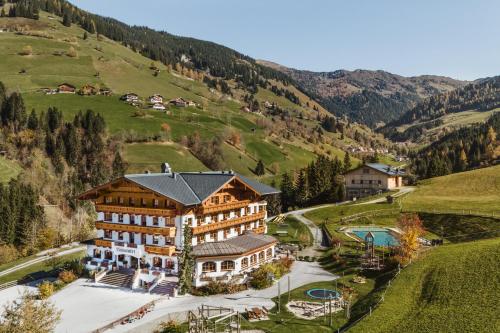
[0,280,18,291]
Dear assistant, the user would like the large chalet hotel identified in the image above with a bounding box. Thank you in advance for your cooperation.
[78,164,279,289]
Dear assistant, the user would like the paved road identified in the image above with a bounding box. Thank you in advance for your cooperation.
[109,261,336,333]
[0,245,86,278]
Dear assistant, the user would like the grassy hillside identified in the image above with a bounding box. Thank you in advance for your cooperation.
[350,238,500,333]
[402,165,500,214]
[0,13,372,180]
[393,108,498,145]
[0,156,22,183]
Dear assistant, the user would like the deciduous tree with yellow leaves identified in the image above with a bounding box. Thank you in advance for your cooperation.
[396,213,425,264]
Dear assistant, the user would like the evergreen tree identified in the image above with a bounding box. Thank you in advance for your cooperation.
[27,109,38,130]
[343,151,352,174]
[62,11,71,27]
[112,151,126,178]
[295,169,308,207]
[279,173,295,212]
[254,159,265,176]
[178,225,194,295]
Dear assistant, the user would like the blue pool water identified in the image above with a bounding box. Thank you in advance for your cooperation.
[306,288,340,300]
[351,228,399,246]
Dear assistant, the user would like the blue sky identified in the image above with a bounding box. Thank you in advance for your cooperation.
[69,0,499,80]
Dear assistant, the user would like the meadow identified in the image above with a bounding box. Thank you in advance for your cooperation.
[0,156,21,183]
[401,165,500,215]
[349,238,500,333]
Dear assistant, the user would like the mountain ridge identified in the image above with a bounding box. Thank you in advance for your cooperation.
[257,59,468,127]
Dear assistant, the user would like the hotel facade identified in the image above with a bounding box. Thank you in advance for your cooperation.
[78,164,279,288]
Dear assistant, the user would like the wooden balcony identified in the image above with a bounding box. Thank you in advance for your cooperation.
[192,211,266,235]
[95,221,176,237]
[199,200,251,214]
[144,245,176,256]
[95,204,177,217]
[94,239,112,248]
[253,225,266,234]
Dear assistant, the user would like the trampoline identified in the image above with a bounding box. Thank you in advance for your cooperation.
[306,288,340,300]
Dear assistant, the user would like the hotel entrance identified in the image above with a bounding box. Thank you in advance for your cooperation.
[130,256,139,269]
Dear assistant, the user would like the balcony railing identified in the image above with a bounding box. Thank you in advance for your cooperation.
[95,204,177,217]
[95,221,176,237]
[192,211,266,235]
[199,200,251,214]
[94,239,112,248]
[144,245,176,256]
[253,225,266,234]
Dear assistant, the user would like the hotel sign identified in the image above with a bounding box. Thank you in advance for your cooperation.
[113,245,142,258]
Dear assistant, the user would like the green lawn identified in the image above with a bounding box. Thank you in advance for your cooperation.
[0,250,85,284]
[0,156,21,183]
[123,142,208,174]
[349,238,500,333]
[267,216,313,246]
[402,165,500,215]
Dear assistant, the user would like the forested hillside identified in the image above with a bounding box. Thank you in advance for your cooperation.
[0,1,395,264]
[7,0,291,92]
[382,76,500,142]
[259,61,466,127]
[411,112,499,178]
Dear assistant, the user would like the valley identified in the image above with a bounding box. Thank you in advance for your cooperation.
[0,1,499,333]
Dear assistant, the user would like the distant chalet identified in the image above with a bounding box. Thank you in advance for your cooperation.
[344,163,405,200]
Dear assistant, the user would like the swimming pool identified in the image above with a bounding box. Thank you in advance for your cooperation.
[348,227,399,246]
[306,288,340,300]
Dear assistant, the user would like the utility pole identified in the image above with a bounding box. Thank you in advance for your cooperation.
[287,275,291,303]
[329,297,333,327]
[277,281,281,313]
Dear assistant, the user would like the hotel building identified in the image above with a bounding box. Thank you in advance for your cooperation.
[78,164,279,288]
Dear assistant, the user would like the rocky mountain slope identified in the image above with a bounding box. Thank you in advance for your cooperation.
[258,60,467,128]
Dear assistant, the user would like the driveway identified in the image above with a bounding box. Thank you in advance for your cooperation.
[108,261,336,333]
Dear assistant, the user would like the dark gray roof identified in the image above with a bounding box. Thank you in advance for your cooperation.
[192,232,277,257]
[125,173,200,205]
[237,174,281,195]
[365,163,405,176]
[179,172,233,200]
[124,171,279,206]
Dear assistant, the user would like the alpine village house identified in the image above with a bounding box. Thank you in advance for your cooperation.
[344,163,405,200]
[78,164,279,291]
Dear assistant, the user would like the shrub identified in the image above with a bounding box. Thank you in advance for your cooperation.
[192,281,246,296]
[304,255,310,262]
[0,244,19,265]
[67,46,77,57]
[64,259,85,277]
[20,45,32,56]
[154,320,182,333]
[250,258,293,289]
[58,270,77,283]
[38,281,55,299]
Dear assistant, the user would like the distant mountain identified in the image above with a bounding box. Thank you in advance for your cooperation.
[381,76,500,142]
[258,60,467,128]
